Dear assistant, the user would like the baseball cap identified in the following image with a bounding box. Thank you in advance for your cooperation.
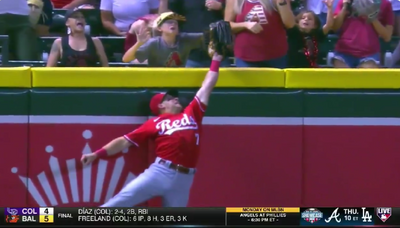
[64,8,85,21]
[153,12,185,28]
[149,89,179,116]
[27,0,44,8]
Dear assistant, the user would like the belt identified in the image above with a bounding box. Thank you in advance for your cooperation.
[158,159,193,174]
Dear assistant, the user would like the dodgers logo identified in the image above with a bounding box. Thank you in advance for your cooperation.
[301,208,323,224]
[376,207,391,222]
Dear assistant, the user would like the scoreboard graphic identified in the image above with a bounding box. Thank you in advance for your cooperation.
[1,207,400,226]
[4,207,54,224]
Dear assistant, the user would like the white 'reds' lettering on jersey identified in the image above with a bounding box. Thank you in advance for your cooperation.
[155,114,198,135]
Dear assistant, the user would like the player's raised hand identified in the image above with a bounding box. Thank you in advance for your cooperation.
[81,153,97,166]
[212,52,223,61]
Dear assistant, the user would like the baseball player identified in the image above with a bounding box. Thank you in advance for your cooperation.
[80,21,232,207]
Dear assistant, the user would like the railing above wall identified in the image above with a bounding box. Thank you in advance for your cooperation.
[2,67,400,89]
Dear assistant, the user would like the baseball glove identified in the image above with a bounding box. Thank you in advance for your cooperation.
[204,20,233,57]
[351,0,381,22]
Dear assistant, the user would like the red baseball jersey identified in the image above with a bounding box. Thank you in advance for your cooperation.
[124,96,206,168]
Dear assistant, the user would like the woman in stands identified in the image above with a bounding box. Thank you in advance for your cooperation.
[225,0,295,68]
[331,0,393,68]
[46,8,108,67]
[100,0,159,36]
[286,0,334,68]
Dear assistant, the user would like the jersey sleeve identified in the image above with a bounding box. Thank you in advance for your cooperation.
[184,96,207,123]
[123,120,155,147]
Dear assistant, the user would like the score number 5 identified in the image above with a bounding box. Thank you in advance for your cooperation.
[195,133,200,145]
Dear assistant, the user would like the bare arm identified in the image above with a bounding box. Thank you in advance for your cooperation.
[101,10,122,35]
[92,37,109,67]
[46,39,61,67]
[371,20,393,42]
[225,0,248,33]
[196,54,223,105]
[276,0,296,28]
[94,137,132,158]
[332,1,347,31]
[159,0,169,13]
[122,41,145,63]
[322,6,334,34]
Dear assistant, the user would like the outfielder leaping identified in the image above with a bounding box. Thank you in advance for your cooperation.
[81,49,224,207]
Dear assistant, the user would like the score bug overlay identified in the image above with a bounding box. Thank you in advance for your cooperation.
[4,207,40,223]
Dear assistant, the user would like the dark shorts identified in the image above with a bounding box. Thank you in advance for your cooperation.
[394,10,400,16]
[333,52,380,68]
[235,55,287,68]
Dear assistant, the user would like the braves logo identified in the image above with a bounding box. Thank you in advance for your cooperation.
[245,5,268,24]
[156,114,198,135]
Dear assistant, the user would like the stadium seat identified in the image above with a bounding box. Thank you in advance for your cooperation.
[98,37,125,62]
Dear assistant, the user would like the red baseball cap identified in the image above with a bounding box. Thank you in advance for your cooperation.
[149,89,179,116]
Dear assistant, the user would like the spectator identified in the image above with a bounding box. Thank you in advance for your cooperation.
[100,0,159,36]
[122,12,204,67]
[46,8,108,67]
[225,0,295,68]
[331,0,393,68]
[0,0,39,61]
[287,0,334,67]
[159,0,231,67]
[30,0,54,36]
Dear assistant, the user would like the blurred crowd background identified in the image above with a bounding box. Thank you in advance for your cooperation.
[0,0,398,68]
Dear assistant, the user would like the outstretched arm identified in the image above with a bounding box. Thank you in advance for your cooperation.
[94,137,132,158]
[196,53,223,105]
[81,122,153,165]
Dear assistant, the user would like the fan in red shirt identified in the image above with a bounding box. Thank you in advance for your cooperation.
[225,0,295,68]
[81,50,224,207]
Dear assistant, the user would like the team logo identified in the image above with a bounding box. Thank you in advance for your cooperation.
[245,5,268,24]
[376,207,391,222]
[5,208,19,223]
[301,208,323,223]
[11,130,137,206]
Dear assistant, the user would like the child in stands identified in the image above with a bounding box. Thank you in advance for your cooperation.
[287,0,334,68]
[122,12,204,67]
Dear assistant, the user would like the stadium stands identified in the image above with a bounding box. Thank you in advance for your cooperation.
[0,8,398,67]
